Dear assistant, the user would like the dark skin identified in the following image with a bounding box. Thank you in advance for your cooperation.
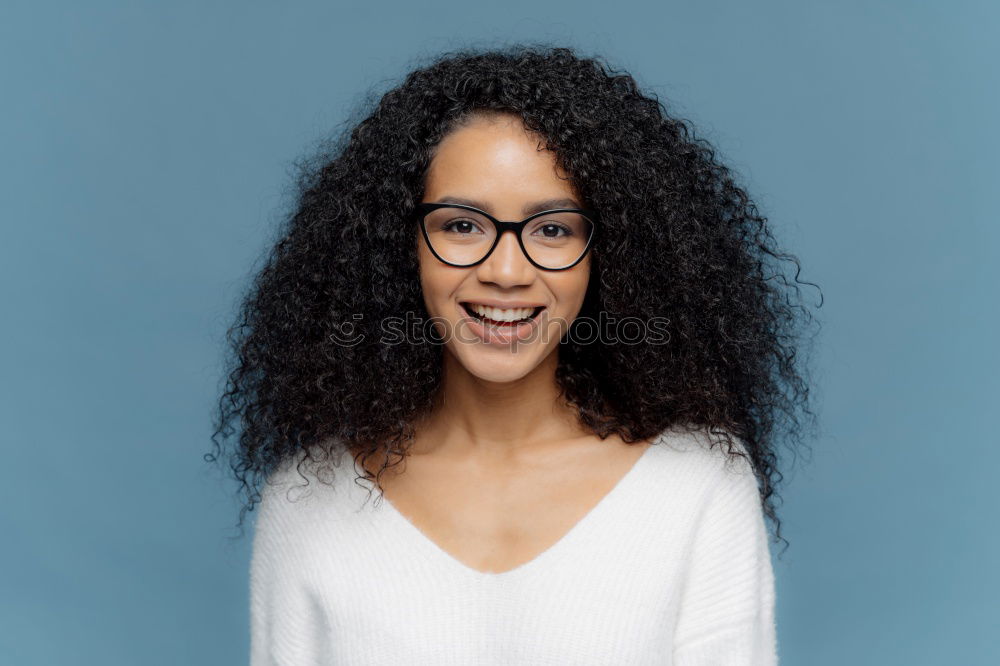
[359,113,653,575]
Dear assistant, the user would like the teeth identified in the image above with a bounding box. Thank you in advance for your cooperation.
[468,303,536,322]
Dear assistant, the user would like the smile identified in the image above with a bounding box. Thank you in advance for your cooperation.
[460,302,545,326]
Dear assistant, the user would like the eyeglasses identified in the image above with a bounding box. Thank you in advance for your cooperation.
[413,203,597,271]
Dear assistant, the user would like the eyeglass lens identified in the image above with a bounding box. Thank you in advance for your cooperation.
[422,206,593,269]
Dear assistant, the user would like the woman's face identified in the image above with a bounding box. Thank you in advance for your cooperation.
[417,113,591,384]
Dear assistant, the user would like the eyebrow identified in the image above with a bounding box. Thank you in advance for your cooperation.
[433,195,584,216]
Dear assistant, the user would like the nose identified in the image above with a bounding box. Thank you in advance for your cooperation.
[474,230,536,288]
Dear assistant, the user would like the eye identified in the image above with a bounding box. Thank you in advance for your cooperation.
[441,218,486,235]
[532,222,573,238]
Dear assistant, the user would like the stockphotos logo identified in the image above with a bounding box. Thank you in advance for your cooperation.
[326,311,670,352]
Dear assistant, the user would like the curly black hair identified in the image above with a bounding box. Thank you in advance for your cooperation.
[208,43,820,549]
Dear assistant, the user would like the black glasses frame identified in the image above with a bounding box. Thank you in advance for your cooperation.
[412,202,598,271]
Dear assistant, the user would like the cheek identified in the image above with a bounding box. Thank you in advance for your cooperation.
[555,270,591,311]
[418,260,440,315]
[417,244,461,317]
[416,237,438,305]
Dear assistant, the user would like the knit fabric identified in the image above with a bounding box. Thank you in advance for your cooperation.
[249,428,778,665]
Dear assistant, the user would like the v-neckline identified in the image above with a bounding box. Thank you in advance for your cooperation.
[366,438,659,581]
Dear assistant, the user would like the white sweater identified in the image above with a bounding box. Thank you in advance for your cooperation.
[249,428,778,665]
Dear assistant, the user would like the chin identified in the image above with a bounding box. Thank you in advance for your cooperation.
[448,343,552,384]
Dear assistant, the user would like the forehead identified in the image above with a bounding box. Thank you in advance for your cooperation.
[423,114,579,203]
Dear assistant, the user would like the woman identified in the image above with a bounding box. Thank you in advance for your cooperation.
[210,44,817,665]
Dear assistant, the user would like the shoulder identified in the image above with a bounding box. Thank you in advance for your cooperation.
[664,428,776,660]
[255,442,365,527]
[650,424,759,491]
[641,425,763,530]
[250,442,375,577]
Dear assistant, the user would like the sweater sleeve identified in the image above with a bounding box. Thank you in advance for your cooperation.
[671,452,778,665]
[249,470,327,666]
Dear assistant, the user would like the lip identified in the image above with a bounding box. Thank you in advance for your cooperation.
[458,298,547,309]
[455,301,545,346]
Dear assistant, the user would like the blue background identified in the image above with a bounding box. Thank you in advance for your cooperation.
[2,1,996,664]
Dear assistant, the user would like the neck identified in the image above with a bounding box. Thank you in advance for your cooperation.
[411,347,588,460]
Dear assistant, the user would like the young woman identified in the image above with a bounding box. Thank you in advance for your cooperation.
[211,45,817,665]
